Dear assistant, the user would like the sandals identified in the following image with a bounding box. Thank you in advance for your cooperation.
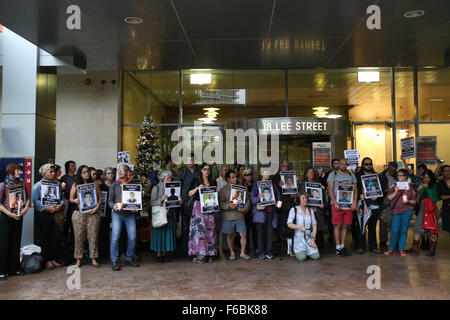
[75,260,82,268]
[191,257,197,263]
[207,257,213,263]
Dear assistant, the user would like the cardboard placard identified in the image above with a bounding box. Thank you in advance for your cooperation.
[41,180,61,207]
[344,150,360,170]
[77,183,98,213]
[230,184,247,209]
[257,180,276,206]
[361,174,383,198]
[337,184,354,209]
[280,171,298,195]
[401,137,415,159]
[164,181,181,208]
[199,186,219,213]
[122,184,142,210]
[6,183,26,215]
[305,182,323,207]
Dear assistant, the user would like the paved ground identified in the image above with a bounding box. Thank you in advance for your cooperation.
[1,229,449,300]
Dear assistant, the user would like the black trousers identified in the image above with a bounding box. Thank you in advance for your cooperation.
[62,205,75,244]
[245,212,257,255]
[180,203,191,255]
[255,212,273,255]
[35,211,62,263]
[98,216,111,258]
[355,209,379,250]
[0,213,23,275]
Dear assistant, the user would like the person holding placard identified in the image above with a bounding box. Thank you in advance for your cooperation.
[219,170,251,261]
[97,167,113,261]
[251,167,281,260]
[379,161,398,251]
[241,168,257,257]
[187,163,217,264]
[32,164,65,271]
[299,167,326,251]
[69,165,102,268]
[407,170,440,256]
[150,170,177,262]
[0,163,31,280]
[287,193,320,262]
[437,165,450,236]
[385,169,416,256]
[327,159,357,257]
[109,164,140,271]
[355,157,383,254]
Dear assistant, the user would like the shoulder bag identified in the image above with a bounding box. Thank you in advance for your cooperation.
[151,184,168,228]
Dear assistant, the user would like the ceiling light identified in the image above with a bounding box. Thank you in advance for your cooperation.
[312,106,329,111]
[357,71,379,83]
[430,98,444,102]
[404,10,425,18]
[397,129,409,139]
[323,114,343,119]
[203,107,220,112]
[190,73,212,85]
[197,117,216,124]
[124,17,144,24]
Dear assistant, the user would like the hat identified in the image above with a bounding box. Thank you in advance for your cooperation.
[242,168,252,175]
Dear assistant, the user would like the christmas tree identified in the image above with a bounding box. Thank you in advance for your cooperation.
[135,113,161,189]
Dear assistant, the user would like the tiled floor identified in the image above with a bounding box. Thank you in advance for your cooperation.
[1,230,449,300]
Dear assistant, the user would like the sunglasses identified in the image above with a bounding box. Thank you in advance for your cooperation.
[363,163,373,166]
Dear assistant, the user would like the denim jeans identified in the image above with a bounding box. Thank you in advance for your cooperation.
[388,209,413,252]
[110,212,136,262]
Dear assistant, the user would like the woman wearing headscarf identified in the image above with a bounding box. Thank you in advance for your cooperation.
[150,170,177,262]
[32,163,65,270]
[0,163,32,280]
[69,165,102,267]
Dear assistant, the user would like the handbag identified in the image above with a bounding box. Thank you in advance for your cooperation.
[152,205,168,228]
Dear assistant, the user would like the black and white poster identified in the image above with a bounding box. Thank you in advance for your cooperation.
[99,191,108,217]
[6,183,26,215]
[199,186,219,213]
[280,171,298,195]
[344,149,360,170]
[337,184,354,209]
[164,181,181,208]
[230,184,247,209]
[257,180,276,206]
[77,183,98,213]
[117,151,130,164]
[401,137,415,160]
[361,174,383,198]
[305,182,323,207]
[122,184,142,210]
[40,180,60,207]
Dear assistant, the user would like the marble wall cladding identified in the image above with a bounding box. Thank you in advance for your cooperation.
[55,70,120,170]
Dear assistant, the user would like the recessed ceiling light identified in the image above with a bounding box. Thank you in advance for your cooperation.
[404,10,425,18]
[124,17,143,24]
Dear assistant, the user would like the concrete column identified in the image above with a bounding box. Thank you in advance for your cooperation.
[1,28,57,246]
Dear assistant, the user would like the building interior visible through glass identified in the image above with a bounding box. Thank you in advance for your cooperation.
[122,67,450,176]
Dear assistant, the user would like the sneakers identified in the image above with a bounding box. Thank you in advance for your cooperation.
[112,261,121,271]
[264,253,274,259]
[337,248,351,257]
[0,274,7,281]
[258,254,266,260]
[240,254,251,260]
[229,253,236,261]
[384,250,393,256]
[400,251,407,257]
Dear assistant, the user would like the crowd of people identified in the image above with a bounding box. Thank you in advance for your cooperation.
[0,153,448,279]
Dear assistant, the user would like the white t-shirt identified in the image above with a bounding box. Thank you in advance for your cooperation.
[287,206,319,256]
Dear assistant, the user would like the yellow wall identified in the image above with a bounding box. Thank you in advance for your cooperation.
[355,125,391,173]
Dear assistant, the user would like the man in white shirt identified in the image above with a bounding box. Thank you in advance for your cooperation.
[216,165,229,193]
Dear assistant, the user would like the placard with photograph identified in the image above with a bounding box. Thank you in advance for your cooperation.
[122,184,142,210]
[280,171,298,195]
[117,151,130,164]
[305,182,323,207]
[337,184,354,209]
[164,181,181,208]
[6,183,26,215]
[396,181,410,190]
[77,183,98,213]
[199,186,219,213]
[41,180,60,207]
[230,184,247,209]
[99,191,108,217]
[116,163,134,180]
[361,174,383,198]
[344,149,360,170]
[257,180,276,206]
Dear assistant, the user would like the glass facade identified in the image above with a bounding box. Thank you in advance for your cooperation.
[122,67,450,172]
